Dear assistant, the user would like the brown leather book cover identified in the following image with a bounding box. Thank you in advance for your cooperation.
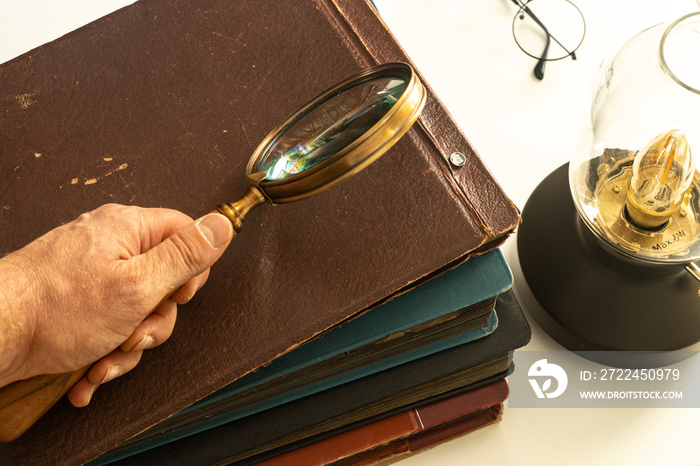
[258,379,508,466]
[0,0,518,463]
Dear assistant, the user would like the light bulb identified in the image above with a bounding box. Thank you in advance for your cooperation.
[625,130,694,230]
[577,128,700,263]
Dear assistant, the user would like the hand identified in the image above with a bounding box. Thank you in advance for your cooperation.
[0,204,233,407]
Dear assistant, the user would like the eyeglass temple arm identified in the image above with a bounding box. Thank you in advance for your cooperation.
[510,0,577,80]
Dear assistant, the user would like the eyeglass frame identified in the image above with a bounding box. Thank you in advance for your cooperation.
[509,0,586,80]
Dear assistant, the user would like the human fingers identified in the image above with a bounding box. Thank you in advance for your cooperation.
[169,269,210,305]
[120,298,178,353]
[66,349,143,407]
[129,212,233,300]
[69,298,178,407]
[134,206,195,253]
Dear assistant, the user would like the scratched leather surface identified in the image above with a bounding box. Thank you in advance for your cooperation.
[0,0,519,463]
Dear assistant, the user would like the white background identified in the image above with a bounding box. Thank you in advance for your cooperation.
[2,1,699,465]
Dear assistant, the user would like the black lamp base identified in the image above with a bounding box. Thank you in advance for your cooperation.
[518,163,700,354]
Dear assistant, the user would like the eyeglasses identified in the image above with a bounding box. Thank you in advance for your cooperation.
[510,0,586,80]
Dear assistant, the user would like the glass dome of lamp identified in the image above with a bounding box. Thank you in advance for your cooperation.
[518,13,700,354]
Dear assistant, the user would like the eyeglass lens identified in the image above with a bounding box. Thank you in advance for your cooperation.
[512,0,585,62]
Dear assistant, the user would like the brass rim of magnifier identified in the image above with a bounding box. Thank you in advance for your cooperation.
[245,62,427,204]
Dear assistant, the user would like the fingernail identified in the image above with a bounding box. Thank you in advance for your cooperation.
[197,213,232,248]
[130,334,155,352]
[182,290,195,304]
[85,384,98,406]
[101,365,122,384]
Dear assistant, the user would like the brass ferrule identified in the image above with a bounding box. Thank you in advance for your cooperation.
[217,186,266,232]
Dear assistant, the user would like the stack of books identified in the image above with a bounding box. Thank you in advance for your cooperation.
[0,0,529,464]
[91,248,530,465]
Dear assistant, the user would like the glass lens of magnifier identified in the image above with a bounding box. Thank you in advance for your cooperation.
[252,76,408,181]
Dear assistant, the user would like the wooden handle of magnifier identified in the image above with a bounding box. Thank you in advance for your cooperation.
[0,367,89,442]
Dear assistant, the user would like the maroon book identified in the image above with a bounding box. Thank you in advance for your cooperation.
[259,379,508,466]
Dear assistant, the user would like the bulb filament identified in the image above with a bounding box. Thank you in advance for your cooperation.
[625,129,694,230]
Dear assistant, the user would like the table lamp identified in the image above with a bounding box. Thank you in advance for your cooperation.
[518,12,700,352]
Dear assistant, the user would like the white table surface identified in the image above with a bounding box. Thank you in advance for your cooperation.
[2,1,699,465]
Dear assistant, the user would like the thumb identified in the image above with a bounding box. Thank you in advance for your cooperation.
[135,212,234,296]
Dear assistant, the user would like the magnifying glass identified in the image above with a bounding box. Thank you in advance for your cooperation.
[217,62,426,231]
[0,62,426,442]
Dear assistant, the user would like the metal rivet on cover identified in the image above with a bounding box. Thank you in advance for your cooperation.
[449,152,466,168]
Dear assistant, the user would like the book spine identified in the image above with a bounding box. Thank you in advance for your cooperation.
[258,379,509,466]
[257,412,419,466]
[412,378,508,429]
[369,404,504,466]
